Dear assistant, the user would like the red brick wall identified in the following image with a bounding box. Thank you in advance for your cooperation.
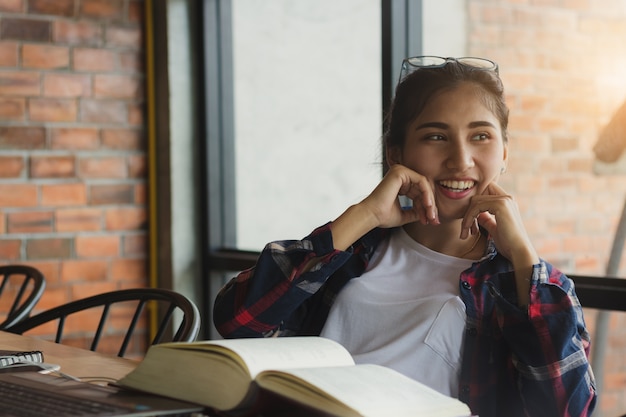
[0,0,148,356]
[468,0,626,415]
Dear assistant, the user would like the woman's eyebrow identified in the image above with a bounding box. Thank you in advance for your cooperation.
[414,121,448,130]
[468,121,497,128]
[414,120,496,130]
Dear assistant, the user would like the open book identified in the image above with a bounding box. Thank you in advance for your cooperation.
[117,337,471,417]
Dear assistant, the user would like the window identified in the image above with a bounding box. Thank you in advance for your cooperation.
[231,0,382,250]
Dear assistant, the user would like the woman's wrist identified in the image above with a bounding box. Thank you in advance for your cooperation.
[330,204,380,251]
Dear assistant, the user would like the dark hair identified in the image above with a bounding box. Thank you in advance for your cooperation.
[383,61,509,162]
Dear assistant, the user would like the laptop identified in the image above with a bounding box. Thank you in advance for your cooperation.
[0,370,206,417]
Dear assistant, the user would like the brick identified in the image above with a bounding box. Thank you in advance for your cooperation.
[26,237,72,259]
[105,26,141,49]
[105,207,146,231]
[80,0,123,20]
[56,208,103,232]
[128,102,143,125]
[76,234,120,257]
[32,283,66,311]
[29,98,77,122]
[22,43,69,69]
[128,155,145,178]
[122,233,146,256]
[7,211,53,233]
[0,97,26,120]
[0,18,50,42]
[567,157,593,173]
[78,156,127,178]
[40,183,87,206]
[29,0,74,16]
[0,210,4,233]
[70,281,117,301]
[53,20,103,46]
[89,184,134,205]
[44,73,91,97]
[0,126,45,149]
[50,127,99,150]
[0,155,24,177]
[0,41,18,66]
[0,184,37,207]
[551,136,579,153]
[30,155,76,178]
[119,50,142,72]
[134,183,146,204]
[547,176,577,192]
[0,239,21,260]
[80,99,127,123]
[111,257,146,282]
[0,72,40,96]
[73,47,116,71]
[0,0,23,13]
[102,128,143,150]
[94,74,142,99]
[23,260,60,285]
[128,0,143,24]
[61,259,108,282]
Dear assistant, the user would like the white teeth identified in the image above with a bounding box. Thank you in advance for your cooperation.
[439,180,474,190]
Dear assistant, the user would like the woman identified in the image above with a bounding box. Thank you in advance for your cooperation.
[213,56,597,417]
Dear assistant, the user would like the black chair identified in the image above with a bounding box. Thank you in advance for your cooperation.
[570,275,626,311]
[0,265,46,330]
[7,288,201,357]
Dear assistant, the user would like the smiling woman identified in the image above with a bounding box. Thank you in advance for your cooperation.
[213,57,597,417]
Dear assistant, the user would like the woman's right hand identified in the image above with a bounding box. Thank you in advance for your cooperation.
[330,164,438,251]
[362,164,439,228]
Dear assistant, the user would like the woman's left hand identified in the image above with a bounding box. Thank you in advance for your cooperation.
[461,182,539,305]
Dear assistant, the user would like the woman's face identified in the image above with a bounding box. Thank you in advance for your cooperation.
[388,82,508,222]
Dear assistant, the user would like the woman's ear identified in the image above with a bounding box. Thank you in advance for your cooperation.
[502,143,509,172]
[386,146,402,166]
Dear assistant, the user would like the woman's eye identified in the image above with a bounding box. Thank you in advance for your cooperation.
[471,133,490,141]
[425,134,445,141]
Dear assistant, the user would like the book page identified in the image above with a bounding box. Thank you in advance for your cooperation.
[256,364,471,417]
[167,337,355,378]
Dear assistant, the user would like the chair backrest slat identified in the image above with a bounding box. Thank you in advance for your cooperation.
[91,304,112,352]
[120,300,148,357]
[153,302,177,345]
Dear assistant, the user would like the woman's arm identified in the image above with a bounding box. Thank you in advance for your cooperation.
[212,224,347,338]
[495,263,597,416]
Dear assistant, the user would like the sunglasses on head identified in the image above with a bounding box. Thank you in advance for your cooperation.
[399,56,499,83]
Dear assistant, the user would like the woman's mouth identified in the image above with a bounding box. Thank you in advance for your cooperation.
[438,180,475,193]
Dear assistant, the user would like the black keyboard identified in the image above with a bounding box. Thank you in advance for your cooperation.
[0,379,129,417]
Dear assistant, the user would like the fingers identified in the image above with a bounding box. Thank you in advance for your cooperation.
[361,164,439,229]
[460,183,512,238]
[400,179,439,225]
[483,181,506,196]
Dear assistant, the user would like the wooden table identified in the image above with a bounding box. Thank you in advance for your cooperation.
[0,331,138,381]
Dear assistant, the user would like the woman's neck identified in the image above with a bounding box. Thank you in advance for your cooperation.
[402,221,485,259]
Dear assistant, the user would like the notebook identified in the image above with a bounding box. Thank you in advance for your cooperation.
[0,349,44,367]
[0,370,206,417]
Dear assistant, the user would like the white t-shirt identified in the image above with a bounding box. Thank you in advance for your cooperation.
[320,227,473,397]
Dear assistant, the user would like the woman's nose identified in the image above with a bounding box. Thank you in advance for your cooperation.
[445,142,475,171]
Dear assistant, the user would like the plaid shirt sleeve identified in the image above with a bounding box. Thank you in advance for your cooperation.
[212,223,380,338]
[459,253,597,417]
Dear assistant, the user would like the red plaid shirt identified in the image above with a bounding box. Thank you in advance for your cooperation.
[214,223,597,417]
